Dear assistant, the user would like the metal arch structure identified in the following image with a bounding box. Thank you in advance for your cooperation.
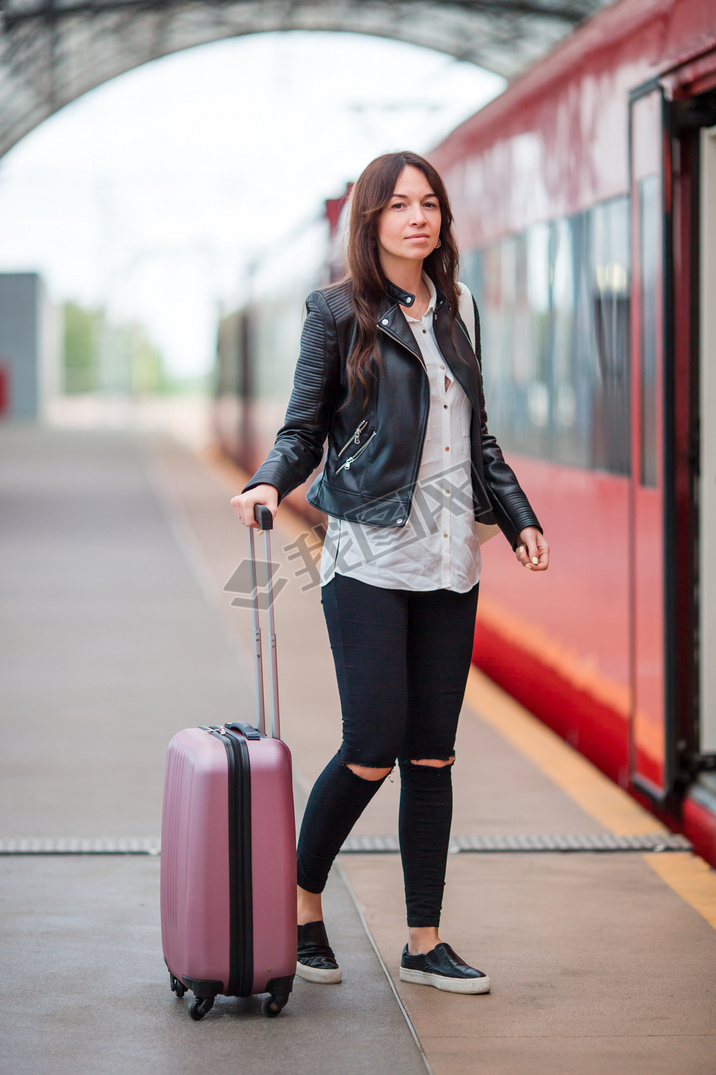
[0,0,612,159]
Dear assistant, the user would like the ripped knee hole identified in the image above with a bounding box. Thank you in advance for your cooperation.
[346,763,393,782]
[409,757,455,768]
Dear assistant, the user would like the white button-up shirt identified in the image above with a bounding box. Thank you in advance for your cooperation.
[320,276,482,592]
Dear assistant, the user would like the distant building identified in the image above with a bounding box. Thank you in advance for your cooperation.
[0,273,60,419]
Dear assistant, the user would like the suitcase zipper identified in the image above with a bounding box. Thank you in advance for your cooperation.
[212,727,254,998]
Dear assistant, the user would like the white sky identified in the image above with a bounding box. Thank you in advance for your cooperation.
[0,32,504,378]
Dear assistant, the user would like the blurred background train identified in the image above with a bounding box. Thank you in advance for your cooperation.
[215,0,716,866]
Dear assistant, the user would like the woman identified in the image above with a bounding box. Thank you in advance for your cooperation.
[232,151,549,996]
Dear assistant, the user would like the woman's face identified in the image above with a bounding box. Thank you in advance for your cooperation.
[376,166,441,270]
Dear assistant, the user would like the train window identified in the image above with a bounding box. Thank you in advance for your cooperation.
[460,248,484,319]
[462,196,630,475]
[523,224,551,453]
[638,175,659,488]
[467,227,552,458]
[216,311,243,396]
[473,241,508,433]
[588,197,631,476]
[551,215,587,468]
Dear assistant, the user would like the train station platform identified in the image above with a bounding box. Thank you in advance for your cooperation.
[1,422,715,1075]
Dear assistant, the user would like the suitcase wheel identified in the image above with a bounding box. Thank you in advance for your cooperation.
[262,995,288,1018]
[169,973,186,999]
[188,996,214,1021]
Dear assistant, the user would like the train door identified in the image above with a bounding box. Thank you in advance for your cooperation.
[628,83,671,799]
[630,78,716,805]
[700,120,716,763]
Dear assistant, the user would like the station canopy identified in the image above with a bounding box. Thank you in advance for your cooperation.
[0,0,613,158]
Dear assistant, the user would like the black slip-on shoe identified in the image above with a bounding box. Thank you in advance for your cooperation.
[399,942,490,994]
[296,921,342,984]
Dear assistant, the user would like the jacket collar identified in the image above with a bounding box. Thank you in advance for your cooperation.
[377,277,450,362]
[384,278,417,308]
[383,277,449,312]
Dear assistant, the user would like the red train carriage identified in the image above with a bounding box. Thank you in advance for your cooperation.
[430,0,716,864]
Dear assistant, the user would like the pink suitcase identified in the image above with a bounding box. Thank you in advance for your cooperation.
[161,507,297,1019]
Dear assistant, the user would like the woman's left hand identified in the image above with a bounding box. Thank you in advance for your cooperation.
[515,527,550,572]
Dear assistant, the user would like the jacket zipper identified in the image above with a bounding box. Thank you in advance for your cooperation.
[378,323,428,374]
[337,419,368,458]
[377,321,430,495]
[336,430,376,473]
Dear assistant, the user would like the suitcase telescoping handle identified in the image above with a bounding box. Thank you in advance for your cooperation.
[246,504,280,740]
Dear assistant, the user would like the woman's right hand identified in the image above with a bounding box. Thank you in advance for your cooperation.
[230,484,279,529]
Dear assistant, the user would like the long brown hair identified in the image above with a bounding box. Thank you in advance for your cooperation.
[345,151,460,399]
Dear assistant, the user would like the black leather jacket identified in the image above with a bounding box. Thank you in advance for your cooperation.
[245,278,541,549]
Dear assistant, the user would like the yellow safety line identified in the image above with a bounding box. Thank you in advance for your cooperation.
[643,854,716,929]
[199,441,716,929]
[464,668,716,929]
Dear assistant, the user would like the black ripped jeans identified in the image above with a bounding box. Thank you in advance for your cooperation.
[296,573,480,927]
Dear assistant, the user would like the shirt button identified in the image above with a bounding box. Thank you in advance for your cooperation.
[422,328,427,334]
[440,364,445,370]
[443,404,448,409]
[443,533,448,538]
[445,446,450,452]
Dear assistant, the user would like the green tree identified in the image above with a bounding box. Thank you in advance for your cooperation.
[62,301,172,394]
[63,302,101,393]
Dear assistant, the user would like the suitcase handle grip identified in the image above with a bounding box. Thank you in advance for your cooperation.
[253,505,274,530]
